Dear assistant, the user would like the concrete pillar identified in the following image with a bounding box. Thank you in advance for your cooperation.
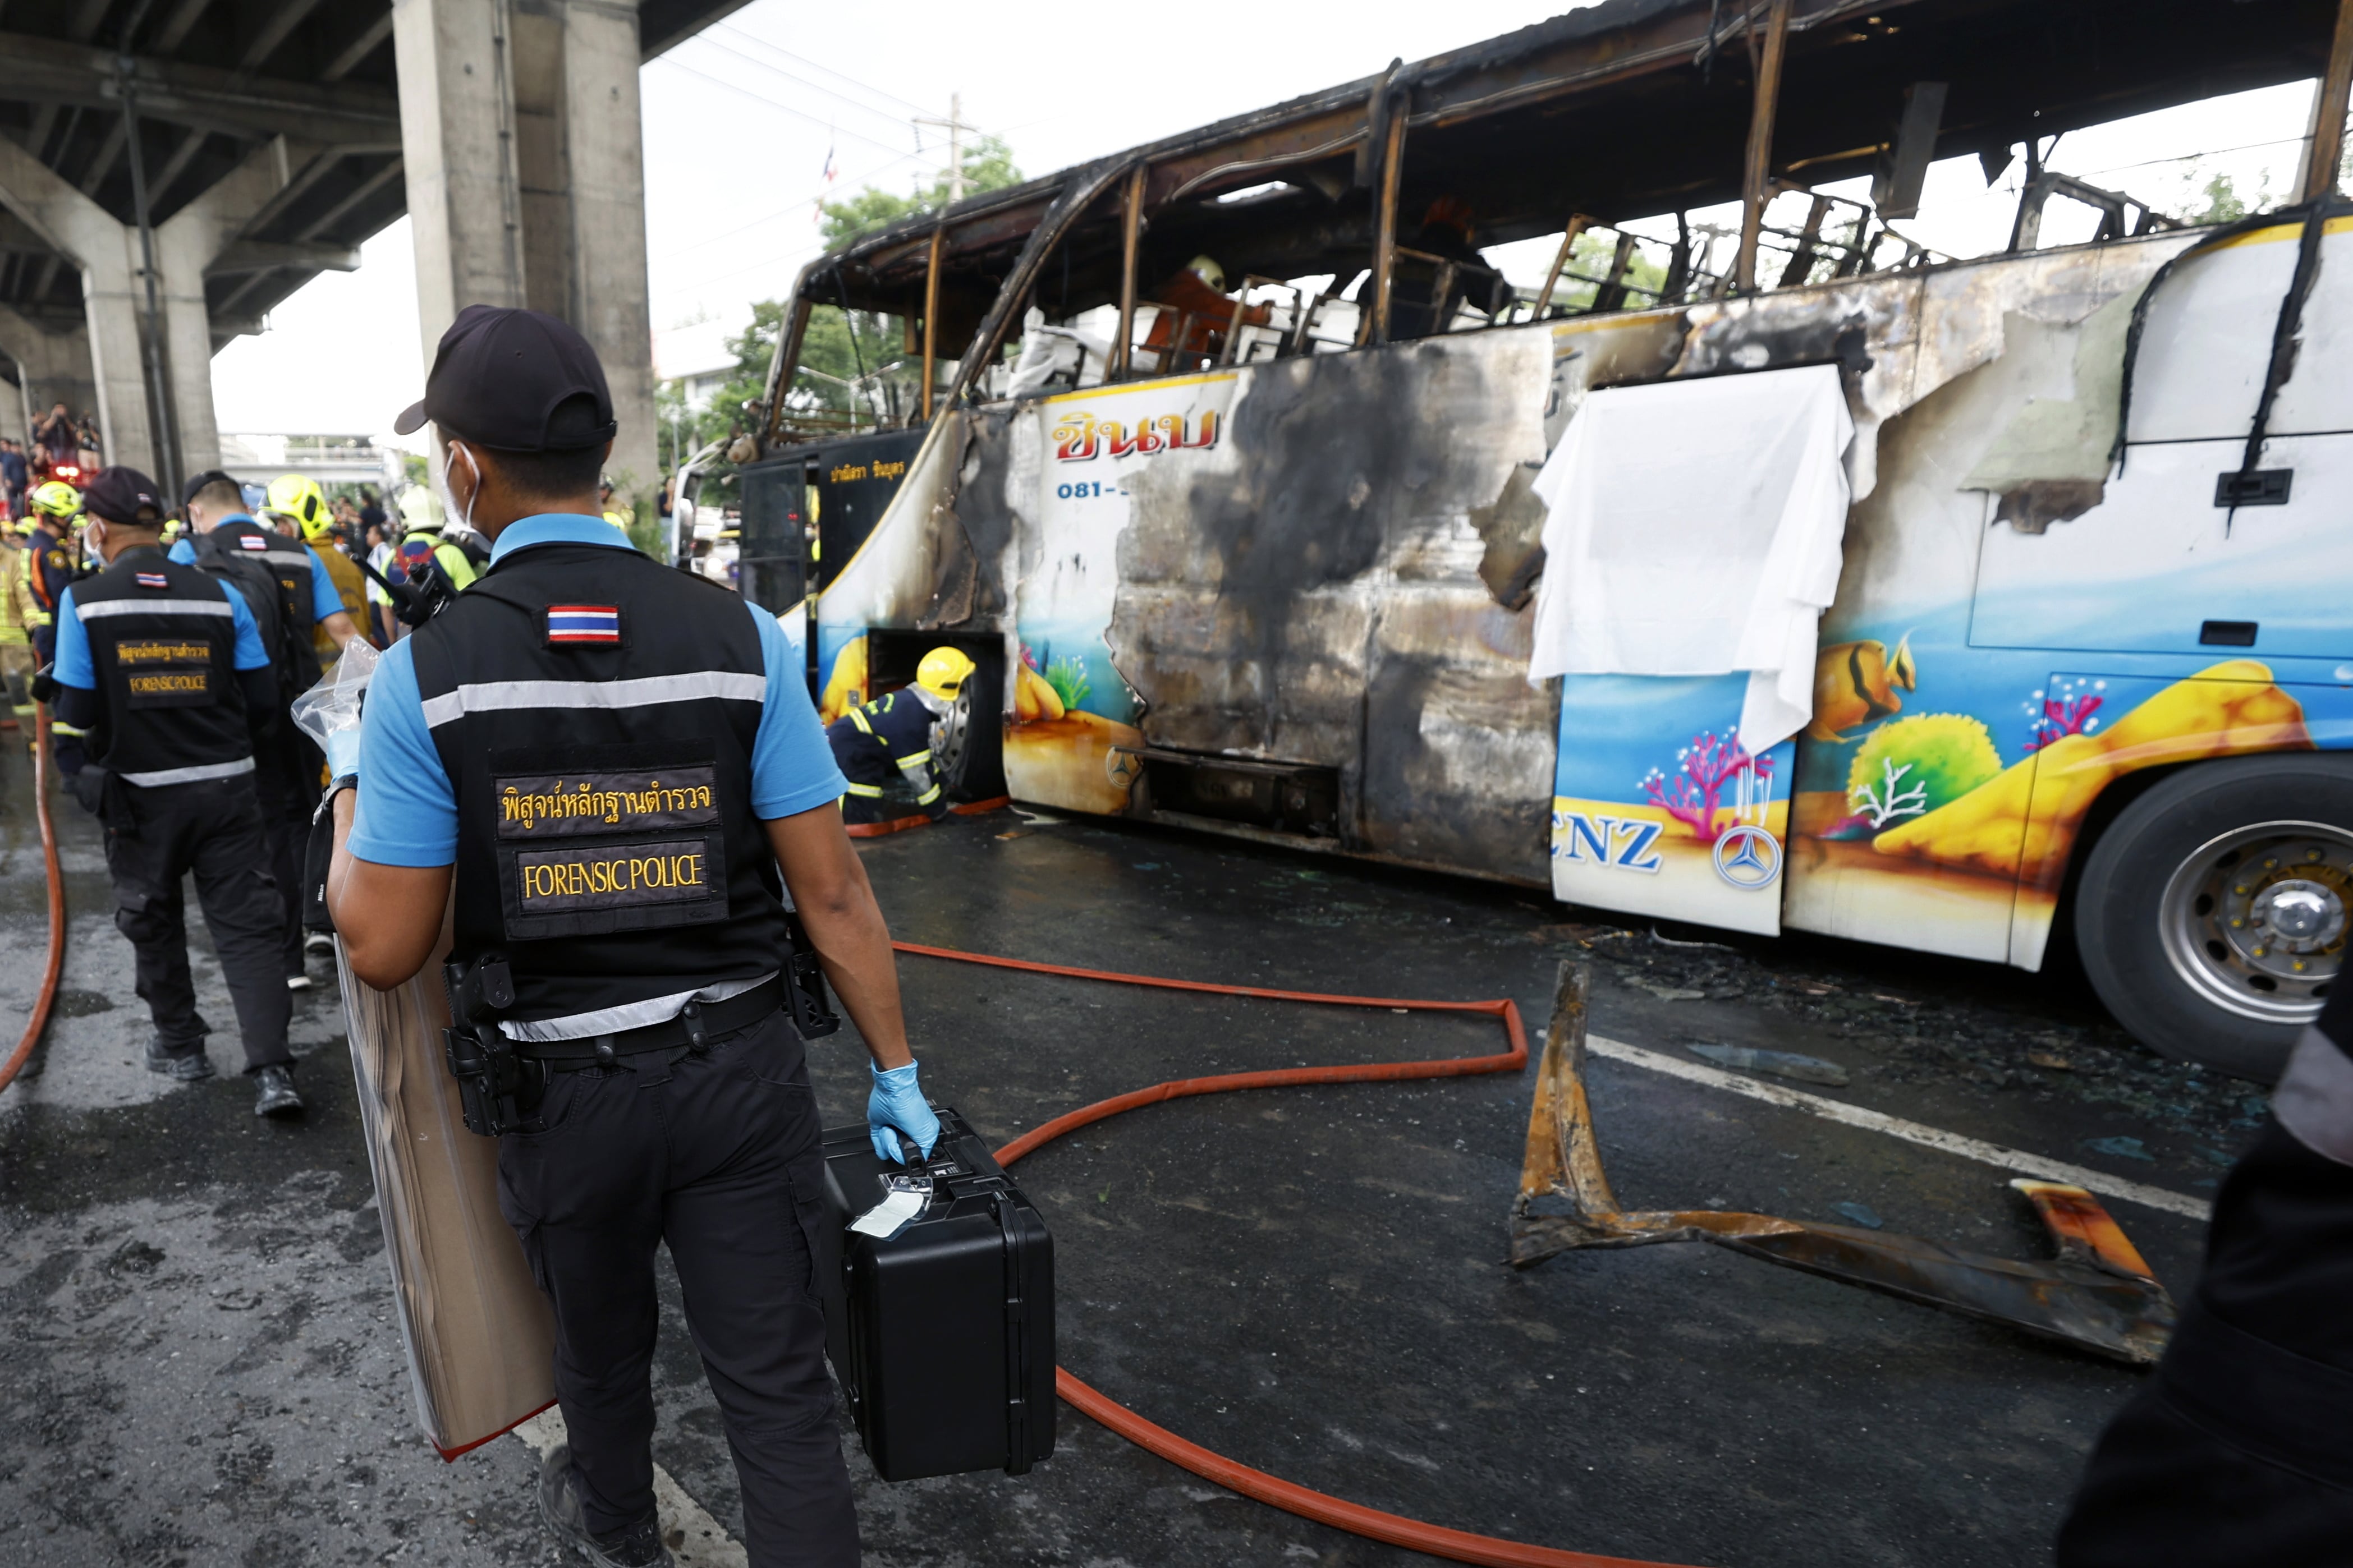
[393,0,661,516]
[0,304,100,443]
[155,137,328,475]
[0,134,158,476]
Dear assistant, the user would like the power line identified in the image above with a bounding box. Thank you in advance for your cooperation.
[710,21,935,119]
[662,145,933,260]
[649,56,913,158]
[680,34,915,140]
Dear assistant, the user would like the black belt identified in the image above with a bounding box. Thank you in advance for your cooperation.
[511,976,785,1069]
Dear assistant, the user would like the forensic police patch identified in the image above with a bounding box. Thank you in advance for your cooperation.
[545,605,621,646]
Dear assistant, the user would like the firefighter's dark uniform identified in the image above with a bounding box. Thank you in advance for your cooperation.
[348,513,857,1565]
[2058,982,2353,1565]
[824,688,947,826]
[182,517,325,982]
[49,542,292,1075]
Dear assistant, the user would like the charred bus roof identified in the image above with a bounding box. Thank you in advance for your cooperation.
[760,0,2343,444]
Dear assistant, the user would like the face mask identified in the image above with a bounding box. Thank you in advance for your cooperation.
[437,440,480,534]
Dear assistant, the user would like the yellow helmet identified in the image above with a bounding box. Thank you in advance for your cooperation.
[916,646,976,699]
[602,510,627,528]
[267,473,331,539]
[12,517,38,536]
[29,480,80,521]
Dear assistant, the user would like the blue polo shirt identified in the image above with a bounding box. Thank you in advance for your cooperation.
[169,518,346,623]
[348,513,845,868]
[52,561,272,689]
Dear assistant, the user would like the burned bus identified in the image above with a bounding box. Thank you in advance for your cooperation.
[735,0,2353,1079]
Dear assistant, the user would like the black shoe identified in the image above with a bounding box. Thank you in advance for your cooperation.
[538,1445,673,1567]
[144,1041,215,1082]
[304,932,334,957]
[252,1064,302,1118]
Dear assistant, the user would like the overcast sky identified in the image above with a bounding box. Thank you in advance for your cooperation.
[209,0,2320,453]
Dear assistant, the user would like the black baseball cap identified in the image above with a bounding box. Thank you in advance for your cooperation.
[394,304,618,452]
[179,468,242,508]
[86,466,163,524]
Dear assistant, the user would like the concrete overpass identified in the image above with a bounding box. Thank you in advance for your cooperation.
[0,0,748,505]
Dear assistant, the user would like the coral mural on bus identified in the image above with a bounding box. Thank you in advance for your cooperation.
[1551,672,1797,936]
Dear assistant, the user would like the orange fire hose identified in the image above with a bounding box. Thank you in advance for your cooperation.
[892,940,1702,1568]
[1,706,66,1094]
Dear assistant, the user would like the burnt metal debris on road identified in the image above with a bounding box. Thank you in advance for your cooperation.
[2,768,2252,1567]
[1509,961,2177,1365]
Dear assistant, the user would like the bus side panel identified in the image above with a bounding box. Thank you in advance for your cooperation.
[1551,672,1795,935]
[1781,235,2199,964]
[1105,332,1560,879]
[1001,374,1244,816]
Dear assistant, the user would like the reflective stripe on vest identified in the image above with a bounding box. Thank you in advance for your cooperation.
[420,670,766,729]
[77,597,236,620]
[120,755,256,788]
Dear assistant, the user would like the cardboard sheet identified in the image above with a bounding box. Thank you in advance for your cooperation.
[336,931,556,1457]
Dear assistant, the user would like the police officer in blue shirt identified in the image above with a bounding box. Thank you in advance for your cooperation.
[175,470,362,992]
[324,306,939,1568]
[44,466,302,1115]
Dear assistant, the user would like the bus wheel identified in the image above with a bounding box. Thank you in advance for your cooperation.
[934,651,1006,802]
[2076,755,2353,1082]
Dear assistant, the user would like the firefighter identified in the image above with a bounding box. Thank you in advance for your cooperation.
[39,466,300,1115]
[325,305,929,1568]
[0,518,43,724]
[23,479,81,668]
[2057,981,2353,1564]
[395,485,481,599]
[824,647,972,827]
[263,473,368,660]
[25,479,88,774]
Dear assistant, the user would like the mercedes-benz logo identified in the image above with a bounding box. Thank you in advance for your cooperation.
[1712,824,1782,889]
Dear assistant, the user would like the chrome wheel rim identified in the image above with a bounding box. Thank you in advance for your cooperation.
[932,685,974,784]
[2158,819,2352,1024]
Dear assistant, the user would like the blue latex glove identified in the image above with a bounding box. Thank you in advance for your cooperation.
[868,1060,941,1164]
[323,726,362,782]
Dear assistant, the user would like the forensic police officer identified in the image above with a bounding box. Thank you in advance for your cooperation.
[824,646,973,826]
[176,469,361,990]
[325,305,938,1568]
[2057,981,2353,1562]
[41,466,301,1115]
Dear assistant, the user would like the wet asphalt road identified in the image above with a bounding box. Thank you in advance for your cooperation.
[0,751,2260,1568]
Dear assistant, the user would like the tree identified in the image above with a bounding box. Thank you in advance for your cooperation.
[817,134,1023,249]
[667,138,1029,506]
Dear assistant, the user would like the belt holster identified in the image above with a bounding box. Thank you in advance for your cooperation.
[441,952,545,1137]
[782,907,842,1040]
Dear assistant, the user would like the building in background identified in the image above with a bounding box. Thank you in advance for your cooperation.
[220,434,405,498]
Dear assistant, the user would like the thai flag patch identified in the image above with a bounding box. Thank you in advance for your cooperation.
[237,533,268,550]
[135,572,169,589]
[545,605,622,646]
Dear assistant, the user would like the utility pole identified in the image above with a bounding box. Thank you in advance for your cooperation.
[915,93,974,205]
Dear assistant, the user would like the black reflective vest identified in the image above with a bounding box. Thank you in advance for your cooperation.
[195,518,320,695]
[71,546,251,787]
[408,541,787,1022]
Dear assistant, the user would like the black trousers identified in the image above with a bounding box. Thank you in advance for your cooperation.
[2058,1119,2353,1565]
[102,776,292,1071]
[497,1010,859,1566]
[258,739,319,978]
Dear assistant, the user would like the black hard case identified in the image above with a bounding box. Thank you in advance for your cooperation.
[817,1108,1055,1481]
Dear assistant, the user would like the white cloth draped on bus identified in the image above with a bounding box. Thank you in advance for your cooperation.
[1525,362,1855,753]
